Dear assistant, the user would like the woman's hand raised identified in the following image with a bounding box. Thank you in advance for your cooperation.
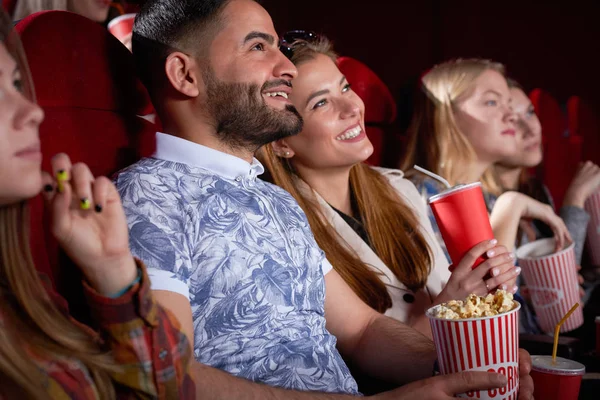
[42,153,137,296]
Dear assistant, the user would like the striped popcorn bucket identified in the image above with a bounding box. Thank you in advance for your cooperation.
[516,238,583,333]
[427,302,521,399]
[584,190,600,266]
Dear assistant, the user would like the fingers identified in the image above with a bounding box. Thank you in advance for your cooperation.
[471,246,514,279]
[547,216,570,252]
[454,244,518,295]
[51,153,72,193]
[40,171,56,204]
[71,163,95,211]
[518,349,534,399]
[519,349,532,374]
[518,374,534,400]
[92,176,117,213]
[442,371,507,395]
[46,154,106,239]
[48,154,74,236]
[454,239,498,275]
[485,267,521,293]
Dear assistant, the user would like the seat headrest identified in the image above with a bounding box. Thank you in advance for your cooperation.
[529,88,566,140]
[567,95,600,165]
[15,10,152,115]
[1,0,17,15]
[337,56,397,124]
[567,96,598,137]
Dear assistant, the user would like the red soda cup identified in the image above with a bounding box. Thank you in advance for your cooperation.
[530,355,585,400]
[428,182,494,271]
[108,13,136,49]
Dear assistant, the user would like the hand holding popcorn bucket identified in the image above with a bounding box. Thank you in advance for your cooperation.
[427,291,521,399]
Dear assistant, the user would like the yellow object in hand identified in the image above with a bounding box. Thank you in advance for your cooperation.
[56,170,68,193]
[80,198,91,210]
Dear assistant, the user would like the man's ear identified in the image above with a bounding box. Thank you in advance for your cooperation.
[164,51,201,97]
[271,139,295,158]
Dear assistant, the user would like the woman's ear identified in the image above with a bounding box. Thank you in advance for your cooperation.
[164,51,201,98]
[271,139,295,158]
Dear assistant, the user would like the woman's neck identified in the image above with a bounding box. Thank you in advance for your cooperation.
[458,160,490,184]
[494,164,522,190]
[295,164,353,216]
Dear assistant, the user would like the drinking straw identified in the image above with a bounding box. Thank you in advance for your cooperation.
[414,165,451,189]
[552,303,580,364]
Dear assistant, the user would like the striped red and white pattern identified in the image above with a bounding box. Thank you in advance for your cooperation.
[585,190,600,266]
[428,303,520,399]
[518,244,583,333]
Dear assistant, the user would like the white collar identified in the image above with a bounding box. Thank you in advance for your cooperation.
[152,132,265,181]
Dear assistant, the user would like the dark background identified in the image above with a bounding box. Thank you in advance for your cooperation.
[262,0,600,131]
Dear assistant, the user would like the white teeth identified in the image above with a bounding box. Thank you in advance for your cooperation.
[336,126,362,141]
[265,91,289,99]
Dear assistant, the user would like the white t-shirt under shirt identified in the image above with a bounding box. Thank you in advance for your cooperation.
[115,132,357,394]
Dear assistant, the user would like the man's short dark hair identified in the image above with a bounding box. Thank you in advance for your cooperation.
[132,0,235,97]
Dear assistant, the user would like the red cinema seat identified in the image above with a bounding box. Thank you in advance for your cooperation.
[529,88,573,209]
[337,56,397,166]
[568,96,600,166]
[15,11,155,318]
[1,0,16,15]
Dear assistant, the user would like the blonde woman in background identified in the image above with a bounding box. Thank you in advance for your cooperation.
[494,79,600,266]
[401,59,571,289]
[12,0,112,23]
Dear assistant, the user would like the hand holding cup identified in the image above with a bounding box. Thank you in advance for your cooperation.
[437,239,520,304]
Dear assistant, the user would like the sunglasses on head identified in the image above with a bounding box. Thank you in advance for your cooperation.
[279,30,319,59]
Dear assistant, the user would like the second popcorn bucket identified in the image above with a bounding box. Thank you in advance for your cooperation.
[427,292,521,399]
[515,238,583,333]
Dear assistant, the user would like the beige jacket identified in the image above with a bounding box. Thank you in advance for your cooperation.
[306,167,451,326]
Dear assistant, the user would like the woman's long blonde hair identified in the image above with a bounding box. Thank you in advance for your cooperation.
[259,38,432,312]
[12,0,67,20]
[0,14,116,399]
[401,59,506,195]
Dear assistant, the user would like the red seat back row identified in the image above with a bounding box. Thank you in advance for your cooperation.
[337,56,397,166]
[15,11,155,318]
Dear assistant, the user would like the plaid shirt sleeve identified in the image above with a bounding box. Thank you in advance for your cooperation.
[82,259,195,399]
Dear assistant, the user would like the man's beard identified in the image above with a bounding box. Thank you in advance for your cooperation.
[203,66,303,151]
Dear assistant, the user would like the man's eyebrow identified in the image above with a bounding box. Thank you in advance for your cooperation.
[243,31,275,46]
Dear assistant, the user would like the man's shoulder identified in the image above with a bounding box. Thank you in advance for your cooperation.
[256,178,307,212]
[257,178,293,196]
[114,157,164,184]
[114,157,187,180]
